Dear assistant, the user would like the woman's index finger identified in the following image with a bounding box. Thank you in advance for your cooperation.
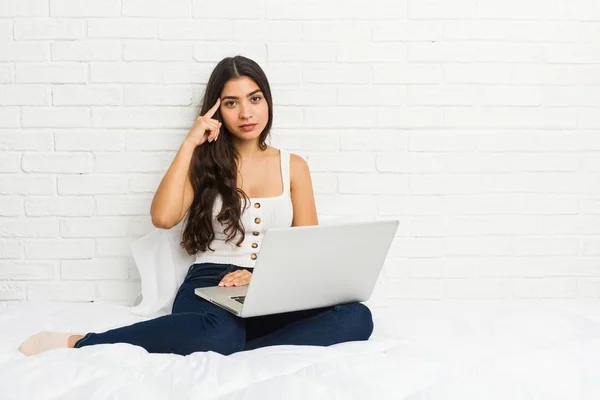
[204,98,221,118]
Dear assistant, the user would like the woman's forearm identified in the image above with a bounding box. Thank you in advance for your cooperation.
[150,139,197,228]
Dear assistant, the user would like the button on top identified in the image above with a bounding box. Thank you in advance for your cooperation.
[254,217,261,224]
[254,202,261,209]
[251,243,258,249]
[250,253,257,260]
[252,231,260,236]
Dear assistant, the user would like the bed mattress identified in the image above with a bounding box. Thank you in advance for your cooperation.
[2,298,600,399]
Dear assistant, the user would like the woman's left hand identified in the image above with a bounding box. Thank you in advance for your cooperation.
[218,270,252,287]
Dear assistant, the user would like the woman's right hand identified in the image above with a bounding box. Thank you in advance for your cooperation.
[185,98,222,147]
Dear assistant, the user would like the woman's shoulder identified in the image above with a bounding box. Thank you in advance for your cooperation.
[285,151,310,184]
[269,146,308,175]
[267,146,305,165]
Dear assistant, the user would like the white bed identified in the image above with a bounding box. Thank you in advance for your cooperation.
[2,298,600,399]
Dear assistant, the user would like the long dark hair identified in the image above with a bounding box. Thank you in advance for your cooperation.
[180,55,274,255]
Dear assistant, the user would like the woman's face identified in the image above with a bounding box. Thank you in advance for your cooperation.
[219,76,269,142]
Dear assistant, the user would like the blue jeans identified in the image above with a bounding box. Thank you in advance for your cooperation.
[74,263,374,356]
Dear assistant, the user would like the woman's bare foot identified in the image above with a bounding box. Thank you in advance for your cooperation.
[18,331,83,356]
[68,334,85,348]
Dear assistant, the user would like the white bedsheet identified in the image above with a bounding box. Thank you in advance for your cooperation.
[2,299,600,399]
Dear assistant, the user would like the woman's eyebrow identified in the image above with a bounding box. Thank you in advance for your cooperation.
[221,89,262,100]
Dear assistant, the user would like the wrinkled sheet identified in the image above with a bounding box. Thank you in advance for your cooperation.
[2,298,600,399]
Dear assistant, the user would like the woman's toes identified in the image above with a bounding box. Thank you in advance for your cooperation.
[19,332,43,356]
[18,331,72,356]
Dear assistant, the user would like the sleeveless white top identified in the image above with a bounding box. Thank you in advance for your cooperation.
[193,149,294,268]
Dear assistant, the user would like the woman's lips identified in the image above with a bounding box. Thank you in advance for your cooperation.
[239,124,257,132]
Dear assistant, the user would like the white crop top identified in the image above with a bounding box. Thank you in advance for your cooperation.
[193,149,294,268]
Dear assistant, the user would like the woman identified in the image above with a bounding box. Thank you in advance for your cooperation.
[19,55,373,357]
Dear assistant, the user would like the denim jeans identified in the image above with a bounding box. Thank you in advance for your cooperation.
[74,263,374,356]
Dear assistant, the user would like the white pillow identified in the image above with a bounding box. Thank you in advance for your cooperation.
[128,222,195,318]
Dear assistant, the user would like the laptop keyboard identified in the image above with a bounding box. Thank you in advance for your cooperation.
[230,295,246,304]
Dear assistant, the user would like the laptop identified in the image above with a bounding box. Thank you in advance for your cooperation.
[194,219,399,318]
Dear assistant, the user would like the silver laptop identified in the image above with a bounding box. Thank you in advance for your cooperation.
[195,219,399,318]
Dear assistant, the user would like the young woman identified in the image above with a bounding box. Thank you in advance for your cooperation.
[19,56,374,357]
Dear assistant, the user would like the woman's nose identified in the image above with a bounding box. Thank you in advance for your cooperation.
[239,102,253,119]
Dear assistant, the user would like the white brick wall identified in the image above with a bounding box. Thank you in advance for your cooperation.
[1,0,599,305]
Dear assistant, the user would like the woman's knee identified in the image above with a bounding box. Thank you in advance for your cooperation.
[334,302,374,341]
[201,329,245,356]
[179,312,245,356]
[203,312,246,355]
